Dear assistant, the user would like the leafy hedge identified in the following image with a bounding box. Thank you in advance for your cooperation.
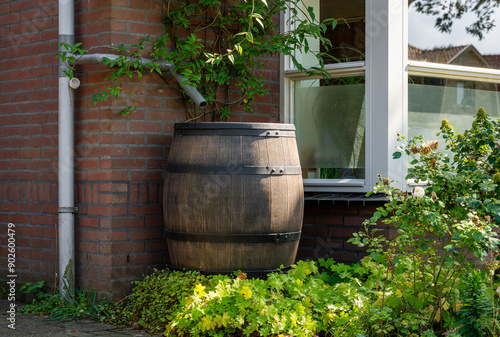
[117,257,500,336]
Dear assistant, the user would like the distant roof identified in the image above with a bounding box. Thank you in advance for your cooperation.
[408,44,499,69]
[484,54,500,69]
[409,45,469,64]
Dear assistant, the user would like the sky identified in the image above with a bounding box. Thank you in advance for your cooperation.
[408,5,500,55]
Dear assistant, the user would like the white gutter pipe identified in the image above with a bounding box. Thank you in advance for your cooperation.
[57,1,208,298]
[69,53,208,109]
[58,0,76,297]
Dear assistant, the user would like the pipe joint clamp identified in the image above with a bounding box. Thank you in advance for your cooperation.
[58,207,79,214]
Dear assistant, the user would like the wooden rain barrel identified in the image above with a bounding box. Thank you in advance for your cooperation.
[163,122,304,274]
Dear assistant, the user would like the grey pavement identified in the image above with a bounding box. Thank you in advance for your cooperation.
[0,300,159,337]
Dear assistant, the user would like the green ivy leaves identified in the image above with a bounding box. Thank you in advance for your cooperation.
[57,1,336,119]
[157,0,335,118]
[57,42,88,80]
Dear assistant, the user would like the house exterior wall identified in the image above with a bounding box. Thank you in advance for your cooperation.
[0,0,372,297]
[1,0,60,288]
[299,202,380,263]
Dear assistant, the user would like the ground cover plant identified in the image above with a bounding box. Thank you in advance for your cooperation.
[112,268,214,333]
[165,260,380,336]
[19,280,116,322]
[110,259,385,336]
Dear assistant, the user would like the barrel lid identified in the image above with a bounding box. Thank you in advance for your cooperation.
[174,122,296,131]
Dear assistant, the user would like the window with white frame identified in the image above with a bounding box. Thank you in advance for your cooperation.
[407,2,500,146]
[281,0,500,193]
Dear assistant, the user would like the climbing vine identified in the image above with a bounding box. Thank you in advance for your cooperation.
[59,0,337,120]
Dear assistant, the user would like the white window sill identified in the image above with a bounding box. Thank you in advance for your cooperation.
[303,179,371,193]
[303,178,365,187]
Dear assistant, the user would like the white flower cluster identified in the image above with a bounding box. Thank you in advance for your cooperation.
[412,186,425,198]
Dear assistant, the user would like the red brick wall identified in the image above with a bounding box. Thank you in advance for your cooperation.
[298,202,376,263]
[0,0,60,285]
[71,0,169,297]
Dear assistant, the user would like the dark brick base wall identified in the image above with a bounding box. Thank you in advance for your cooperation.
[297,199,387,264]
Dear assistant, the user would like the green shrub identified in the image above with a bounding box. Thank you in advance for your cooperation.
[115,268,213,333]
[349,108,500,335]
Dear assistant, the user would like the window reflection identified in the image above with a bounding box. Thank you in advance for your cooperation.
[409,45,498,69]
[408,1,500,69]
[320,0,365,63]
[409,76,500,141]
[294,78,366,180]
[295,0,365,68]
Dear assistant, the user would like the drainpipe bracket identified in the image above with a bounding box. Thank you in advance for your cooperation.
[58,207,79,214]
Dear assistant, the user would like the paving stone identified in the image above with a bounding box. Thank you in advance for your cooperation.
[0,300,157,337]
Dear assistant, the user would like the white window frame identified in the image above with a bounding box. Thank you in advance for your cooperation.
[281,0,407,193]
[282,1,500,193]
[408,61,500,84]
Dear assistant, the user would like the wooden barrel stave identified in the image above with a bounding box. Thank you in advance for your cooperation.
[164,123,303,273]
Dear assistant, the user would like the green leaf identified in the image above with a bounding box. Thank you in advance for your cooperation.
[393,151,402,159]
[331,19,337,30]
[235,44,243,55]
[246,31,254,43]
[255,17,264,29]
[307,6,315,21]
[443,244,454,251]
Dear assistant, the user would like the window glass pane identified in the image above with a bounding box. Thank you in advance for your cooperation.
[409,76,500,142]
[294,77,365,179]
[294,0,365,68]
[408,2,500,69]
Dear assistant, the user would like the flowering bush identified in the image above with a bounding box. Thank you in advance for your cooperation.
[350,108,500,334]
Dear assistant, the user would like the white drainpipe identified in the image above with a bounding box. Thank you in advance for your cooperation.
[57,0,207,297]
[58,0,76,296]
